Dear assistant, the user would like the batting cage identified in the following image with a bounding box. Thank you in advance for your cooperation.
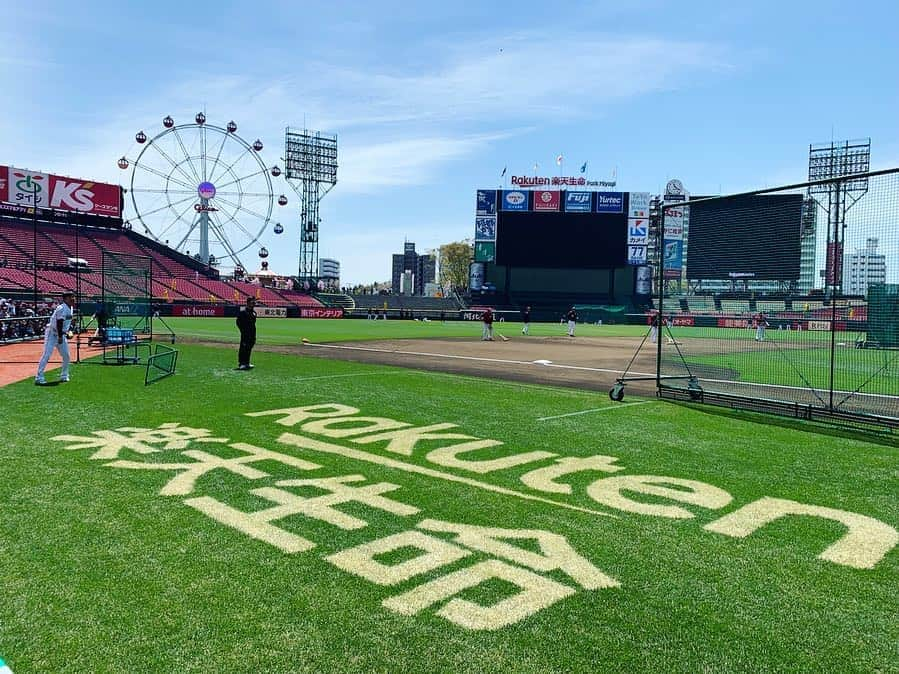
[636,167,899,428]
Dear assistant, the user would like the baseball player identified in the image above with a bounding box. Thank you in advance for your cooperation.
[481,307,494,341]
[755,312,768,342]
[566,306,578,337]
[521,306,531,335]
[35,291,75,385]
[650,312,659,344]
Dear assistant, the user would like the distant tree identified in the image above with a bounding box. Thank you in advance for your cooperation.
[439,240,473,293]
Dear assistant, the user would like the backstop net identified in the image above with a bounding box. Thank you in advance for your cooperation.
[101,251,153,335]
[655,168,899,425]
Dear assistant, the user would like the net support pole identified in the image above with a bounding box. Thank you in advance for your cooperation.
[656,207,666,392]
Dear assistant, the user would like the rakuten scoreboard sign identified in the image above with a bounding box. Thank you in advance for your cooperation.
[0,164,122,218]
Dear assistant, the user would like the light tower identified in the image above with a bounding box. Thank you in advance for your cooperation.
[283,128,338,283]
[808,139,871,296]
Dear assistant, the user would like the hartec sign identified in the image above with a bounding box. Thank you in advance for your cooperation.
[595,192,624,214]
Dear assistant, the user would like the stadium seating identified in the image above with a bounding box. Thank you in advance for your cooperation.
[0,216,330,308]
[756,300,785,313]
[686,296,716,313]
[720,300,751,314]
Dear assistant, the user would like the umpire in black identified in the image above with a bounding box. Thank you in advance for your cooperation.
[236,296,257,370]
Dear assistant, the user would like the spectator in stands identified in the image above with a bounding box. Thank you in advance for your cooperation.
[566,306,578,337]
[481,307,494,341]
[236,296,257,370]
[521,306,531,335]
[35,291,75,385]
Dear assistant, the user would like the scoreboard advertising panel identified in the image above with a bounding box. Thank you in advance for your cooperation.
[476,189,642,270]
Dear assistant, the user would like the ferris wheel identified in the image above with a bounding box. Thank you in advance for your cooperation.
[118,113,287,272]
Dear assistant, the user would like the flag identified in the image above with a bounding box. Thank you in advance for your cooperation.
[556,154,563,166]
[501,166,506,177]
[580,161,587,174]
[533,162,539,173]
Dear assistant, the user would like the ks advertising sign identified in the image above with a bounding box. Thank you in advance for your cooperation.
[0,164,122,218]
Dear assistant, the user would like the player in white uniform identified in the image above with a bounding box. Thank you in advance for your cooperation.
[35,292,75,385]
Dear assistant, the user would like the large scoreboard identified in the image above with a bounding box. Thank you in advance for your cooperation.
[686,194,804,281]
[474,189,650,270]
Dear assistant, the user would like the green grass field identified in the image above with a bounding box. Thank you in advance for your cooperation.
[1,329,897,672]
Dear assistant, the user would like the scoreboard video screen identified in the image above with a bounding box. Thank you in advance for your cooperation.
[477,189,631,269]
[685,194,804,281]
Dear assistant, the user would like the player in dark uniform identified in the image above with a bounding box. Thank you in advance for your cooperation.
[521,305,531,335]
[236,296,257,369]
[566,307,578,337]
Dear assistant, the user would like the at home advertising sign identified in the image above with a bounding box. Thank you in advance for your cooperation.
[0,164,122,218]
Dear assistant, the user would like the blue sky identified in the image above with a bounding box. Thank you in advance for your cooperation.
[2,0,897,285]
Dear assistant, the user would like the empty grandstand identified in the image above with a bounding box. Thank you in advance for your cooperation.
[0,214,323,313]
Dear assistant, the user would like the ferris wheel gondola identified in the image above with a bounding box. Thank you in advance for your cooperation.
[119,113,285,272]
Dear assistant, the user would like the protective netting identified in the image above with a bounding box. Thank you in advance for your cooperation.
[102,251,153,333]
[655,169,899,422]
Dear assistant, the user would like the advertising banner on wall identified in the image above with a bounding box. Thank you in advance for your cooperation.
[501,190,528,211]
[629,192,651,218]
[627,217,649,245]
[635,265,652,295]
[663,239,684,278]
[0,164,122,217]
[533,190,560,212]
[469,262,485,291]
[257,306,287,318]
[300,307,344,318]
[594,192,624,214]
[172,305,225,317]
[628,246,648,265]
[565,191,592,212]
[663,207,685,240]
[474,241,496,262]
[474,216,497,241]
[476,190,496,216]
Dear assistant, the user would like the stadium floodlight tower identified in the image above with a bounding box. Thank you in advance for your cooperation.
[808,138,871,297]
[283,127,338,284]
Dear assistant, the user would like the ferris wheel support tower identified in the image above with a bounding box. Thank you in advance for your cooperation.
[283,127,338,282]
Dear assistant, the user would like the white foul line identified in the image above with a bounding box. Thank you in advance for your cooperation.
[303,342,656,377]
[537,401,653,422]
[291,371,403,382]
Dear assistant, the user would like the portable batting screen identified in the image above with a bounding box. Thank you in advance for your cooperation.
[145,344,178,385]
[101,251,153,334]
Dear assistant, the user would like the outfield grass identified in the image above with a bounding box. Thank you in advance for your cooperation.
[0,342,896,672]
